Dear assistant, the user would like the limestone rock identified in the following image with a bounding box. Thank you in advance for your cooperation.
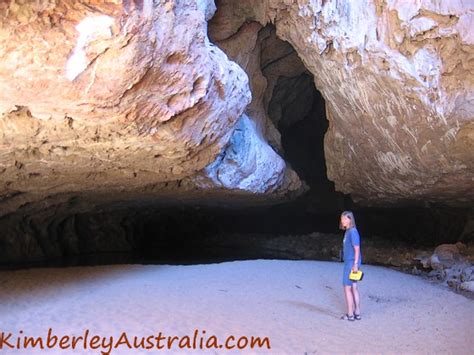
[461,266,474,282]
[414,251,432,269]
[459,280,474,293]
[0,0,300,217]
[211,0,474,206]
[445,262,471,288]
[430,243,463,269]
[428,268,446,281]
[1,0,473,217]
[194,114,293,193]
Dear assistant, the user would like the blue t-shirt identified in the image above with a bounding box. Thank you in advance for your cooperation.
[343,227,362,263]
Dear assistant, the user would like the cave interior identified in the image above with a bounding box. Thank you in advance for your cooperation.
[0,8,472,270]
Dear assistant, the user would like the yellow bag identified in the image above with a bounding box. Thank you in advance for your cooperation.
[349,270,364,281]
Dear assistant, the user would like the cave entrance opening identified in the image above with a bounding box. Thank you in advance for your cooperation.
[137,25,349,264]
[137,23,470,265]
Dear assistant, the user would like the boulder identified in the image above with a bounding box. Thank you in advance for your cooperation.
[459,281,474,293]
[430,244,463,270]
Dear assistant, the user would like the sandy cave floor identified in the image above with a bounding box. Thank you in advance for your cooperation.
[0,259,473,354]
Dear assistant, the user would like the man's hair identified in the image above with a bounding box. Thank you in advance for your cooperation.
[340,210,356,230]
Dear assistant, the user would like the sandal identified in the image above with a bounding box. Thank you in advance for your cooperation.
[340,313,355,321]
[354,313,362,320]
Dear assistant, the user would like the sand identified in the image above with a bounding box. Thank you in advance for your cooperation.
[0,259,473,354]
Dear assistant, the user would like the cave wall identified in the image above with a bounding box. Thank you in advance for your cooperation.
[211,0,474,206]
[1,0,472,213]
[1,201,471,266]
[0,0,303,220]
[0,0,473,265]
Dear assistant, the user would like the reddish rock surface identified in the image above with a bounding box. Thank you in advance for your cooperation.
[211,0,474,206]
[0,0,472,217]
[0,0,301,216]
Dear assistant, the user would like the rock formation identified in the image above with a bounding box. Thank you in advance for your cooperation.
[1,0,473,217]
[0,0,301,219]
[211,0,474,206]
[0,0,473,264]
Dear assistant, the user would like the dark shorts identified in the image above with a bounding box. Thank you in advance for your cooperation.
[343,260,362,286]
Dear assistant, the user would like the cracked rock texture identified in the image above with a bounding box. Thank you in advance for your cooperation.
[0,0,300,218]
[0,0,473,223]
[211,0,474,206]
